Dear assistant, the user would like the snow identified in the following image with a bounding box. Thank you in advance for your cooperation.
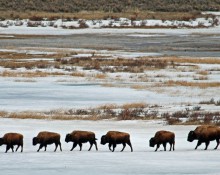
[0,16,219,36]
[1,25,220,36]
[0,118,220,175]
[0,77,197,112]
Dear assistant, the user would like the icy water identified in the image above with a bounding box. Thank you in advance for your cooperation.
[0,78,194,111]
[1,33,220,57]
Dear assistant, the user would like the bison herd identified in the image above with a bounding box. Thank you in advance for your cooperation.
[0,125,220,153]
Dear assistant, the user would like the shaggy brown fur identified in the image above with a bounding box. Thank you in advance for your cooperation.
[0,133,23,153]
[33,131,62,152]
[65,130,98,151]
[149,130,175,152]
[101,131,133,152]
[187,125,220,150]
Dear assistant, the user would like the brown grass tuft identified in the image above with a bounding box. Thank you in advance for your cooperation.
[70,72,86,77]
[0,70,65,77]
[94,73,107,79]
[0,111,8,117]
[165,80,220,88]
[122,102,148,109]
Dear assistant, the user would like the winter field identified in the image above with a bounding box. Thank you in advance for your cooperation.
[1,118,220,175]
[0,12,220,174]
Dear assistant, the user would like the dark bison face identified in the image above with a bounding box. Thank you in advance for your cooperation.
[100,135,107,145]
[0,138,4,146]
[149,137,155,147]
[32,137,38,146]
[65,134,71,143]
[187,131,196,142]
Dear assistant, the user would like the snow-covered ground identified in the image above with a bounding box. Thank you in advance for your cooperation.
[0,15,219,36]
[1,25,220,36]
[0,119,220,175]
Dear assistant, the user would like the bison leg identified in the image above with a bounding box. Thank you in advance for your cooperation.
[204,141,210,150]
[70,142,77,151]
[88,142,93,151]
[37,144,43,152]
[94,141,98,151]
[16,145,20,152]
[21,144,23,152]
[121,143,126,152]
[214,139,219,150]
[54,143,58,152]
[169,142,174,151]
[195,140,202,150]
[79,143,83,151]
[155,144,160,152]
[112,143,116,152]
[5,145,10,153]
[11,145,14,152]
[59,142,62,151]
[43,145,46,152]
[127,141,133,152]
[108,143,112,151]
[163,143,167,151]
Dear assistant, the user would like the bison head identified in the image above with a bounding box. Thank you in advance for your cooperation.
[0,138,4,146]
[187,131,196,142]
[32,137,39,145]
[100,135,107,145]
[149,137,155,147]
[65,134,71,143]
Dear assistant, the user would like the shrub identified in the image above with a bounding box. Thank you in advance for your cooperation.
[78,20,89,28]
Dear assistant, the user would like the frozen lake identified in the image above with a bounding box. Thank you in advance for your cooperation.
[0,119,220,175]
[0,78,197,111]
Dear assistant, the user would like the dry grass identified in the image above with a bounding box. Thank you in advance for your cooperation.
[159,56,220,65]
[2,111,102,120]
[94,73,107,79]
[0,10,205,21]
[165,80,220,88]
[56,57,168,73]
[0,60,54,70]
[197,70,209,75]
[0,51,61,60]
[131,85,146,90]
[0,111,8,117]
[0,70,65,77]
[97,104,118,110]
[70,72,86,77]
[121,102,148,109]
[8,112,46,120]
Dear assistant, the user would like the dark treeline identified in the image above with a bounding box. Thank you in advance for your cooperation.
[0,0,220,13]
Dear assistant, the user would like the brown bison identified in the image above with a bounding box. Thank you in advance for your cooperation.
[149,130,175,151]
[65,130,98,151]
[33,131,62,152]
[187,125,220,150]
[101,131,133,152]
[0,133,23,153]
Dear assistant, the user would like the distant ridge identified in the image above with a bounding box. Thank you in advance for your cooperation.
[0,0,220,12]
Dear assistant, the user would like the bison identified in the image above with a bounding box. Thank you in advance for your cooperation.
[187,125,220,150]
[0,133,23,153]
[149,130,175,152]
[33,131,62,152]
[65,130,98,151]
[100,131,133,152]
